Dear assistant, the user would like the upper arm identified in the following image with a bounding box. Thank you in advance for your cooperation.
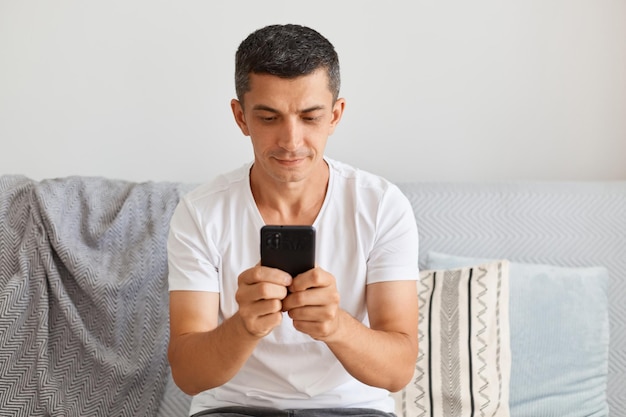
[366,280,418,342]
[169,290,220,340]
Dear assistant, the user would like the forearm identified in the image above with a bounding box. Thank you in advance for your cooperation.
[324,310,418,392]
[284,273,418,391]
[168,313,260,395]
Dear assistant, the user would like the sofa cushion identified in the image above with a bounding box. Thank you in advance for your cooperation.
[394,260,511,417]
[426,252,609,417]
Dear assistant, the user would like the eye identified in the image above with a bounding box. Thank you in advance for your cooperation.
[302,115,322,123]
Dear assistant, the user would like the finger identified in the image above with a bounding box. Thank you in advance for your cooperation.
[237,281,289,305]
[240,298,284,318]
[290,310,339,340]
[239,308,284,338]
[282,286,340,311]
[239,265,292,287]
[289,267,332,293]
[287,304,337,322]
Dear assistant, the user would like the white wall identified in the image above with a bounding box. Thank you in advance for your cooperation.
[1,0,625,183]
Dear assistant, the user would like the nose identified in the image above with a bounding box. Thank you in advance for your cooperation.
[278,118,303,151]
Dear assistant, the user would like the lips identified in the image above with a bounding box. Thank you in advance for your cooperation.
[271,153,310,166]
[275,158,304,166]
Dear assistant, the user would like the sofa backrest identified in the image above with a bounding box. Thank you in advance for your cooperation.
[2,176,624,415]
[398,181,626,415]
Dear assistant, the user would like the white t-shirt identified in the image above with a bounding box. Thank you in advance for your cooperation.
[168,157,419,415]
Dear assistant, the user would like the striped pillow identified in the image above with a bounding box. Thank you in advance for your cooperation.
[394,260,511,417]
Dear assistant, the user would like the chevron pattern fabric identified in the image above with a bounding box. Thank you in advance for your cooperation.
[398,182,626,416]
[0,176,193,417]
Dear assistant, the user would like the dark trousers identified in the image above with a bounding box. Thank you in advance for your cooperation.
[191,406,396,417]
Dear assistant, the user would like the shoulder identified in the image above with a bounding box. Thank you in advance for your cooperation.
[183,163,251,204]
[326,157,406,204]
[170,162,253,232]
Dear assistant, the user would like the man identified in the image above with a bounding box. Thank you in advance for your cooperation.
[167,24,419,417]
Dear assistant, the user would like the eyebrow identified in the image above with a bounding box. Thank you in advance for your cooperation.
[251,104,326,113]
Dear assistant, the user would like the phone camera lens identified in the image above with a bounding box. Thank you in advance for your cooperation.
[267,233,280,249]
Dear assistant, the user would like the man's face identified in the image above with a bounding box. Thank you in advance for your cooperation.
[231,69,345,185]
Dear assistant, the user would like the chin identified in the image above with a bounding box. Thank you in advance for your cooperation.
[271,171,308,184]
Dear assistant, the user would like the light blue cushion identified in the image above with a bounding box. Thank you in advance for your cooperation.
[426,251,609,417]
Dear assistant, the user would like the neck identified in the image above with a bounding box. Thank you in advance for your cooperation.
[250,161,329,225]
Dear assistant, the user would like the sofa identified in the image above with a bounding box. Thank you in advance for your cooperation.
[0,175,623,416]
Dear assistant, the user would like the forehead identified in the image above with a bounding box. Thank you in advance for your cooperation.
[244,70,334,108]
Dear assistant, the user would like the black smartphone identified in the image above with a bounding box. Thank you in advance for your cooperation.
[260,225,316,277]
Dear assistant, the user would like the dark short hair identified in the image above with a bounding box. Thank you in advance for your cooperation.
[235,24,340,102]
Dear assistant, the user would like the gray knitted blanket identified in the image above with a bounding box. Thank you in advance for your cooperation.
[0,175,193,416]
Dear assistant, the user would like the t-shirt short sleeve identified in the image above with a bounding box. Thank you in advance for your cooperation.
[167,197,220,292]
[366,183,419,285]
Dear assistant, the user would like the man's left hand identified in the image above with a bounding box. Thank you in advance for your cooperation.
[281,267,341,341]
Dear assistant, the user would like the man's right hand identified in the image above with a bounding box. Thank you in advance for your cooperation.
[235,264,293,338]
[168,264,292,395]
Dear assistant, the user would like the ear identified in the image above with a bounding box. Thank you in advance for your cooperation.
[328,98,346,135]
[231,99,250,136]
